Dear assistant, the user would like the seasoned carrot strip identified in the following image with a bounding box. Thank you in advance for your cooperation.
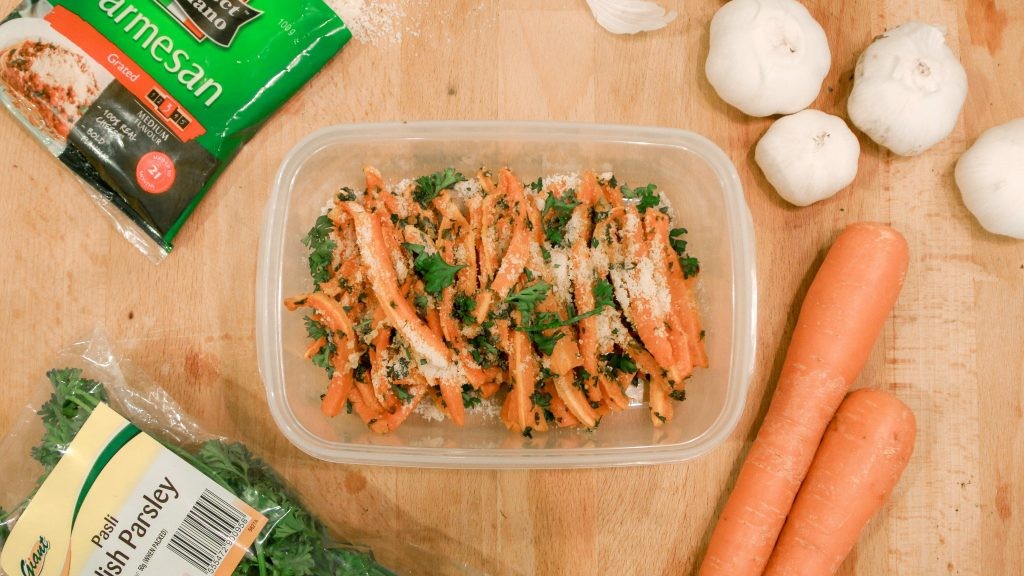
[476,195,530,323]
[347,388,378,424]
[510,327,539,431]
[321,373,353,417]
[553,372,598,428]
[644,212,693,383]
[440,380,466,426]
[364,165,385,193]
[439,288,488,388]
[578,171,599,205]
[646,211,708,369]
[629,347,674,425]
[598,375,630,411]
[341,202,451,365]
[355,379,385,415]
[549,335,583,376]
[285,292,360,372]
[480,380,501,399]
[545,382,580,428]
[613,208,675,376]
[571,206,599,377]
[370,386,429,434]
[304,337,327,360]
[648,376,673,427]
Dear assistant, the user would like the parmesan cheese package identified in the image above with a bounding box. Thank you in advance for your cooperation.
[0,0,350,260]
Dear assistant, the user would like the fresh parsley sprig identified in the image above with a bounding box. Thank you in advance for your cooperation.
[541,190,580,246]
[301,215,336,287]
[621,183,662,213]
[413,168,466,208]
[304,317,337,378]
[669,227,701,279]
[515,280,614,333]
[403,243,466,295]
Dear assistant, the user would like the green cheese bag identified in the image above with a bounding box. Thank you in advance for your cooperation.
[0,0,350,261]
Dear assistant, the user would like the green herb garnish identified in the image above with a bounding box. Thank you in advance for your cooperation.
[453,292,477,325]
[302,215,336,287]
[461,384,482,409]
[413,168,466,208]
[305,317,337,378]
[602,352,638,375]
[621,183,661,213]
[403,243,466,296]
[541,190,580,246]
[669,227,701,279]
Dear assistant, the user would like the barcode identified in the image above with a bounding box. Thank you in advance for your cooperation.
[167,489,248,574]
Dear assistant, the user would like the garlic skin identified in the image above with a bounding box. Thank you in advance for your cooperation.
[955,119,1024,239]
[585,0,676,35]
[848,22,968,156]
[755,109,861,206]
[705,0,831,117]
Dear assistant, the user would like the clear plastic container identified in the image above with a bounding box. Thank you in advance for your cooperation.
[256,121,757,468]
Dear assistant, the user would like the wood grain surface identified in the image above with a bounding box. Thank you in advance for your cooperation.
[1,1,1022,574]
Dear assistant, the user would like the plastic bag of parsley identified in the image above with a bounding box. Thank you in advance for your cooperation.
[0,334,476,576]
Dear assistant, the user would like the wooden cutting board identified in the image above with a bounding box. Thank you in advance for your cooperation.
[0,0,1020,574]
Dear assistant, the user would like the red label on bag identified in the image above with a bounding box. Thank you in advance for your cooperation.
[137,151,176,194]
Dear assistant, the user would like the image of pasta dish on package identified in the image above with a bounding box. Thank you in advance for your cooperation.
[0,0,350,260]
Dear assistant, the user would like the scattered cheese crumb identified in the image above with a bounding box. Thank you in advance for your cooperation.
[453,178,482,201]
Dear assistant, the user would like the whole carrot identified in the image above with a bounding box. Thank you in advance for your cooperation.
[699,222,910,576]
[764,388,916,576]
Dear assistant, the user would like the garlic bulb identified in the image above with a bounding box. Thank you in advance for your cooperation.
[585,0,676,35]
[955,118,1024,239]
[755,109,860,206]
[705,0,831,117]
[847,22,968,156]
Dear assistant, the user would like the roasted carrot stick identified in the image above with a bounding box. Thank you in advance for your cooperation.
[320,375,352,418]
[342,202,450,365]
[764,389,916,576]
[699,222,910,576]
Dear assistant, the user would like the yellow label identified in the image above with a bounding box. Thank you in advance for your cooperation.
[1,404,267,576]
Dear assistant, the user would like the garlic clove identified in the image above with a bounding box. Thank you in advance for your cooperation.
[585,0,677,35]
[705,0,831,118]
[848,22,968,157]
[755,109,861,207]
[955,118,1024,239]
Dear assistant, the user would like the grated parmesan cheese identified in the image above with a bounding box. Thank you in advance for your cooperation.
[548,249,572,304]
[453,178,483,201]
[543,172,581,193]
[326,0,423,46]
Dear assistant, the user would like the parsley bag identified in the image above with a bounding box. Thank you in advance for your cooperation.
[0,332,481,576]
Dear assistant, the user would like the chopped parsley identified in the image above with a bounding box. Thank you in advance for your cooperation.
[621,183,662,213]
[337,186,357,202]
[304,316,336,378]
[453,292,477,324]
[669,390,687,402]
[602,352,638,375]
[669,228,701,279]
[541,189,580,246]
[413,168,466,208]
[301,215,335,287]
[462,384,482,409]
[386,355,410,381]
[403,243,466,295]
[392,384,414,403]
[505,281,552,312]
[468,331,501,369]
[516,280,614,333]
[530,391,552,408]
